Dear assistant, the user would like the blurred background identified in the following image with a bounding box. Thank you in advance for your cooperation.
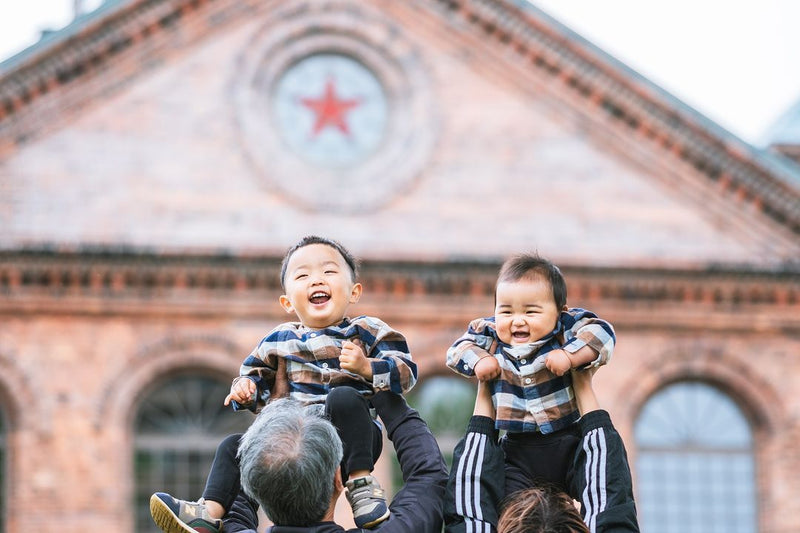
[0,1,798,532]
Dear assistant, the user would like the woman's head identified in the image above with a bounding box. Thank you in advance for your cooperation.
[497,487,589,533]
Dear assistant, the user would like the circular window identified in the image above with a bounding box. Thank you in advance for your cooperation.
[272,53,388,167]
[232,4,437,213]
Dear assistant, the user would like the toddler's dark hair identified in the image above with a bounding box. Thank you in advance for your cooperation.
[280,236,359,290]
[497,253,567,309]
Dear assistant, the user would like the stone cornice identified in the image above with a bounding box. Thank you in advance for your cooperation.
[1,249,798,331]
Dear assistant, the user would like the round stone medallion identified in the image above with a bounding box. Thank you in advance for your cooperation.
[233,3,437,213]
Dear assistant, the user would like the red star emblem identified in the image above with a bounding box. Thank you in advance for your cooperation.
[300,78,361,137]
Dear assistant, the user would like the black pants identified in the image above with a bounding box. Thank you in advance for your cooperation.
[325,386,383,480]
[501,424,581,500]
[202,386,382,511]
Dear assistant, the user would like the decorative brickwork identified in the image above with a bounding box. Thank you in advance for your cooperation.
[2,1,800,531]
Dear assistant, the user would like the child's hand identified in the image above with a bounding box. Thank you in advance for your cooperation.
[224,378,256,406]
[340,339,373,380]
[474,355,501,381]
[545,349,572,376]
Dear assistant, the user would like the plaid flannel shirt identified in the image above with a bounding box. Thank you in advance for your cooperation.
[235,315,417,410]
[446,308,614,434]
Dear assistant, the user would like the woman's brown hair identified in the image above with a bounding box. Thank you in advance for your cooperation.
[497,487,589,533]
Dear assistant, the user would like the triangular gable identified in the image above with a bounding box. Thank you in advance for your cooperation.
[762,95,800,164]
[0,0,797,266]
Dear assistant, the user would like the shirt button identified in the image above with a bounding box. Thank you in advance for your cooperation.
[464,363,469,369]
[525,378,532,384]
[310,333,316,337]
[520,359,527,364]
[321,363,328,368]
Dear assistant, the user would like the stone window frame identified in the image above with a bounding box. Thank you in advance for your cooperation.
[132,373,253,532]
[634,380,758,532]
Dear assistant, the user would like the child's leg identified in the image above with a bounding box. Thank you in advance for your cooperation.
[326,386,388,529]
[325,386,382,479]
[201,432,245,516]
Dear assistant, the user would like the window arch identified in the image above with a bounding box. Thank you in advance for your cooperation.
[634,381,757,533]
[407,376,475,463]
[0,410,5,533]
[133,374,253,532]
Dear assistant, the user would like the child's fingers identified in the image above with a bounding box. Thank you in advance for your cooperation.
[235,380,255,394]
[342,339,363,355]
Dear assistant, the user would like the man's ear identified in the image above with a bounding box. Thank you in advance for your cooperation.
[562,304,569,311]
[279,295,295,314]
[333,467,345,494]
[349,283,363,304]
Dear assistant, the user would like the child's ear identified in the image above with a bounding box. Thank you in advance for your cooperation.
[279,295,295,314]
[562,304,569,311]
[349,282,363,304]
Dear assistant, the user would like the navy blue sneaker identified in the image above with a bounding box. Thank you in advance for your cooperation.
[150,492,223,533]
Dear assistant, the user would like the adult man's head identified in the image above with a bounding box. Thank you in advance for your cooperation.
[238,399,344,526]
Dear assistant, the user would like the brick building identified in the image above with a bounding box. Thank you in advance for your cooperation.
[0,1,798,532]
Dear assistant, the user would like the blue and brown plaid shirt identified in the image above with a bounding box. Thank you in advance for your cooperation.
[235,315,417,410]
[446,308,614,434]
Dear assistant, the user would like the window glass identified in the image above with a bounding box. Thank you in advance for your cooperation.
[386,376,476,488]
[0,413,4,533]
[635,381,757,533]
[408,376,476,459]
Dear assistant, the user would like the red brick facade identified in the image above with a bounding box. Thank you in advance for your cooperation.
[1,1,799,531]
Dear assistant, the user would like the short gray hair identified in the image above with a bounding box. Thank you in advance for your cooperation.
[237,398,344,526]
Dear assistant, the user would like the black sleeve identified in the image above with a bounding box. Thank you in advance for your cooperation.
[370,392,449,533]
[444,416,504,533]
[571,410,640,532]
[221,488,260,533]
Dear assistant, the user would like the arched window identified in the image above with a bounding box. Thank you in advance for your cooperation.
[634,381,757,533]
[388,376,476,489]
[0,411,5,533]
[133,375,254,532]
[407,376,475,465]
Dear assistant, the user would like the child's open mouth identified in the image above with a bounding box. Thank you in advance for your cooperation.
[309,291,331,305]
[512,331,529,341]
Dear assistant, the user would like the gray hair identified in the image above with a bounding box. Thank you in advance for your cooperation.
[237,398,344,526]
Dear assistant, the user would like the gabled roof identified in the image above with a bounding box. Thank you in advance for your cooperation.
[0,0,798,252]
[762,95,800,147]
[0,0,130,75]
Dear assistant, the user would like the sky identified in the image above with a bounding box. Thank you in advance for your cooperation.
[1,0,799,147]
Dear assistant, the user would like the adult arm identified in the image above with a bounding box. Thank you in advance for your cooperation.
[571,370,640,533]
[370,391,448,533]
[443,382,504,533]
